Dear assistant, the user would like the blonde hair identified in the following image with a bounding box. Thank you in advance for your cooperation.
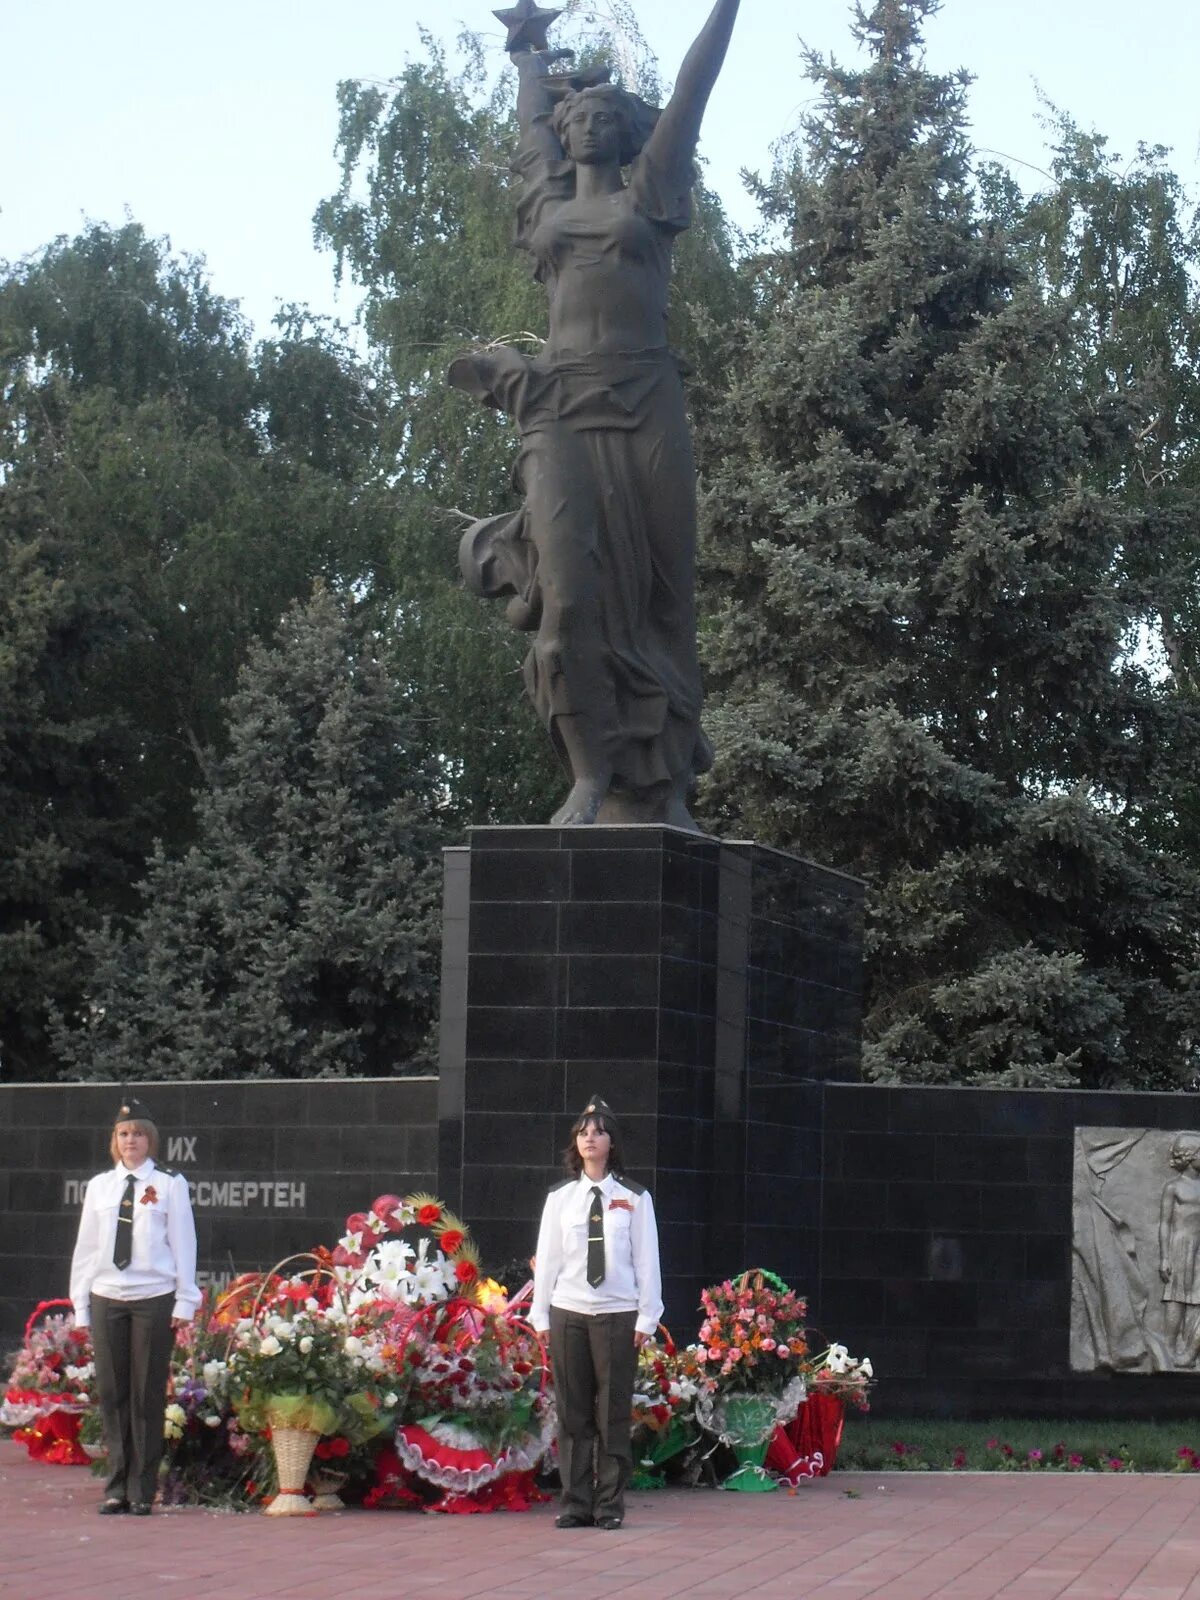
[110,1119,159,1163]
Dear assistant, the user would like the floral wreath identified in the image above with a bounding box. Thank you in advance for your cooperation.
[333,1192,482,1299]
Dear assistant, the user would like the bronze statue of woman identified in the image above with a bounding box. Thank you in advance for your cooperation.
[450,0,741,828]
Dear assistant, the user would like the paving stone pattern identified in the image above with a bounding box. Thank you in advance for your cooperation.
[4,1439,1200,1599]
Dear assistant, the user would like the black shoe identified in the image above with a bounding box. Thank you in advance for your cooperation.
[128,1502,153,1516]
[97,1498,128,1515]
[555,1513,594,1529]
[596,1515,624,1531]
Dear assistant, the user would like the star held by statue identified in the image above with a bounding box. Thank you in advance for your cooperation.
[493,0,562,54]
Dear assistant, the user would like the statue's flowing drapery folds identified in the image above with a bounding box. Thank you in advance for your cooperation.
[450,0,740,826]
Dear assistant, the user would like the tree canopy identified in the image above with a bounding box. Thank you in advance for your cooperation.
[51,587,442,1082]
[697,0,1200,1087]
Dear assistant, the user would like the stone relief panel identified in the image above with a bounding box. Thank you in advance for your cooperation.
[1071,1127,1200,1373]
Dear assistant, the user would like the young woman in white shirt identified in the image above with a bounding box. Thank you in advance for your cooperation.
[531,1095,663,1531]
[69,1097,200,1515]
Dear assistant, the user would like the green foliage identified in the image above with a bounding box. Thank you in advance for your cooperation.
[697,0,1200,1087]
[51,586,442,1081]
[0,224,404,1076]
[0,535,136,1078]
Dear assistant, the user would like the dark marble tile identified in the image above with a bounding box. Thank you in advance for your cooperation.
[565,955,660,1009]
[9,1087,71,1126]
[558,901,662,956]
[569,849,664,903]
[832,1131,936,1184]
[978,1184,1071,1235]
[465,1006,556,1060]
[824,1085,890,1131]
[660,956,702,1014]
[656,1063,715,1121]
[885,1088,982,1136]
[463,1163,559,1221]
[271,1125,345,1172]
[887,1182,982,1232]
[464,1112,558,1167]
[556,1006,660,1060]
[463,1060,565,1113]
[935,1134,1027,1184]
[471,849,569,903]
[818,1277,885,1325]
[1026,1234,1070,1281]
[884,1279,978,1329]
[468,953,563,1008]
[1026,1137,1072,1185]
[660,904,717,965]
[469,826,566,851]
[820,1178,889,1229]
[562,1060,658,1117]
[468,901,559,955]
[978,1280,1068,1331]
[823,1228,926,1279]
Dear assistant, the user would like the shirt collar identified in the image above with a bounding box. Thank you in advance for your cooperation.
[577,1170,615,1195]
[114,1158,156,1182]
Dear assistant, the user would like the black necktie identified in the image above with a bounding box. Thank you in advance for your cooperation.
[587,1185,606,1287]
[113,1173,136,1270]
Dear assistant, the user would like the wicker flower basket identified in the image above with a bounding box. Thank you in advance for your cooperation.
[264,1426,318,1516]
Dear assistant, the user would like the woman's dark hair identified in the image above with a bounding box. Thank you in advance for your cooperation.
[562,1109,625,1178]
[552,84,660,168]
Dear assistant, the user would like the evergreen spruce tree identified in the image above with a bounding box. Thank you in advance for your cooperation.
[52,587,442,1081]
[699,0,1200,1087]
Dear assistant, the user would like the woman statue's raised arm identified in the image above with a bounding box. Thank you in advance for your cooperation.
[513,46,573,159]
[647,0,741,173]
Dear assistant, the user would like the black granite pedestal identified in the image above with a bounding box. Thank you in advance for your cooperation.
[437,826,864,1326]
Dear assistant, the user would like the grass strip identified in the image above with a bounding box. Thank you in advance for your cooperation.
[835,1415,1200,1473]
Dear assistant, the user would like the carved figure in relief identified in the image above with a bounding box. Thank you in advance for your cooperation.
[1158,1133,1200,1365]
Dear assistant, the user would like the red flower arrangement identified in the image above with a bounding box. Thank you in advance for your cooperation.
[695,1271,809,1395]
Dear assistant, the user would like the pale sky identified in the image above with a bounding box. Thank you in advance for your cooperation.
[3,1,1197,339]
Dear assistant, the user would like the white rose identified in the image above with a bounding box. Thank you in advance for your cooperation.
[259,1335,282,1357]
[204,1414,222,1428]
[299,1336,314,1354]
[343,1335,363,1358]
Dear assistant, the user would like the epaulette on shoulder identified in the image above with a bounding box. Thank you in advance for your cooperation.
[613,1174,646,1196]
[549,1176,575,1194]
[156,1166,178,1179]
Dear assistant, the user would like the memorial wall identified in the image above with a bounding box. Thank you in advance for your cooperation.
[6,1071,1200,1420]
[0,1078,437,1348]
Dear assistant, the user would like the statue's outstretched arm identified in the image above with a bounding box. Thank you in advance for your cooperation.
[647,0,741,173]
[514,47,571,160]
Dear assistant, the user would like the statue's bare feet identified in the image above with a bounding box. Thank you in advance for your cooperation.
[551,779,608,826]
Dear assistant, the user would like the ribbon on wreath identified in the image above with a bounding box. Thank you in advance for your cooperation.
[765,1392,846,1483]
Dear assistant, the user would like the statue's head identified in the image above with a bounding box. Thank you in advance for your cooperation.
[552,83,659,167]
[1168,1133,1200,1171]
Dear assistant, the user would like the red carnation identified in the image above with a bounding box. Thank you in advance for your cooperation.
[417,1203,442,1228]
[454,1260,478,1285]
[345,1211,369,1237]
[439,1228,465,1255]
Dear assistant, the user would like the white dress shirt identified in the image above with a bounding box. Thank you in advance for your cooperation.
[531,1171,663,1337]
[69,1158,201,1328]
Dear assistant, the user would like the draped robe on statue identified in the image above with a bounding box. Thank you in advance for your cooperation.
[450,131,713,801]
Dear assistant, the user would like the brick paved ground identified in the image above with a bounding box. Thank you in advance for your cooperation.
[1,1439,1199,1600]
